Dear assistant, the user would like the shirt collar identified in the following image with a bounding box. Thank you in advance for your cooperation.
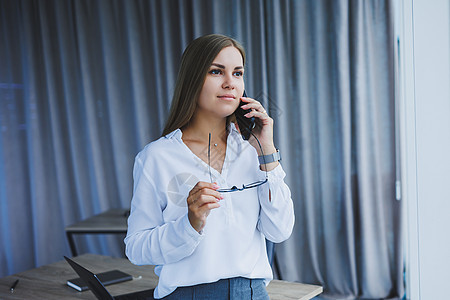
[229,122,240,136]
[165,122,241,141]
[164,128,182,140]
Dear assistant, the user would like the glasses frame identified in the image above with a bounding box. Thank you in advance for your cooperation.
[208,131,268,193]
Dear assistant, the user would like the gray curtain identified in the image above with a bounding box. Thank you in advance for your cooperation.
[271,1,402,299]
[0,0,402,299]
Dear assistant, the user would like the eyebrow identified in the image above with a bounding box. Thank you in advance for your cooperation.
[211,63,244,70]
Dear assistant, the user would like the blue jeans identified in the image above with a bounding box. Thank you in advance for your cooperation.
[161,277,270,300]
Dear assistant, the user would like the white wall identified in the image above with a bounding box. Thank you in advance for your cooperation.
[399,0,450,299]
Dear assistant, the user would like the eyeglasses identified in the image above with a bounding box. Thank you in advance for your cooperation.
[208,131,268,193]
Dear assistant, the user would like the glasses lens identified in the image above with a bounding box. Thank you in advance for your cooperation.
[217,186,239,193]
[244,179,268,189]
[217,179,268,193]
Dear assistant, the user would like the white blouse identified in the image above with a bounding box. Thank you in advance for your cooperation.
[125,123,295,299]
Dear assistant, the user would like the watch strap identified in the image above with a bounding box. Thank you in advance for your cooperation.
[258,149,281,164]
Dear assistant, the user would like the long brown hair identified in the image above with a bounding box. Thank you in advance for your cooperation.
[162,34,246,136]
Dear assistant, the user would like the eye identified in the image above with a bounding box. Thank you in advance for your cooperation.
[209,69,222,75]
[233,71,243,77]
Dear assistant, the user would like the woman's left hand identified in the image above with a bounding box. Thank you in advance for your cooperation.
[239,96,277,158]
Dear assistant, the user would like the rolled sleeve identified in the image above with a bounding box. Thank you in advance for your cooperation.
[257,164,295,243]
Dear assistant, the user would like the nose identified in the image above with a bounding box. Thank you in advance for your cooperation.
[222,72,235,90]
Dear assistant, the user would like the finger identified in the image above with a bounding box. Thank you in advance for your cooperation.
[190,181,219,193]
[239,96,254,103]
[193,193,221,207]
[196,184,222,199]
[245,110,272,123]
[239,96,259,106]
[188,181,220,199]
[188,187,223,207]
[188,195,221,225]
[195,202,221,222]
[240,99,266,114]
[198,201,221,211]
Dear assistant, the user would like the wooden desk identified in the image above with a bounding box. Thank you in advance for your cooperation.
[65,208,129,256]
[0,254,322,299]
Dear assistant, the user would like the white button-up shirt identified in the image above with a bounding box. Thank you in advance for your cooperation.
[125,123,294,299]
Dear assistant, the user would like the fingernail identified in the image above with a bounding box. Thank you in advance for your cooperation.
[213,183,219,189]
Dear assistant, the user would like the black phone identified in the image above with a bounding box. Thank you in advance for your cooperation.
[235,91,256,140]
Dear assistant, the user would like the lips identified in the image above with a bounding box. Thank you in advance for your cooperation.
[217,94,236,100]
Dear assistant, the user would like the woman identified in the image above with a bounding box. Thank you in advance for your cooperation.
[125,34,294,299]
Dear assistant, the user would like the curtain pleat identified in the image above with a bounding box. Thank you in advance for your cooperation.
[0,0,402,298]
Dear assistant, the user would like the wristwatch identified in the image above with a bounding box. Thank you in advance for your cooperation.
[258,149,281,165]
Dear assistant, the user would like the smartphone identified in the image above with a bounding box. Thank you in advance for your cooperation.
[235,91,256,140]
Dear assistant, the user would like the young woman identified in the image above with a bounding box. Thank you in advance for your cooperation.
[125,34,294,299]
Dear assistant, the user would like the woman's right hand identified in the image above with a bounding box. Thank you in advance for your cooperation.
[187,181,223,232]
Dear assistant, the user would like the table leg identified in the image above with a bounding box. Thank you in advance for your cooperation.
[66,232,78,256]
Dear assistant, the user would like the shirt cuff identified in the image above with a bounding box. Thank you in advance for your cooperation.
[181,213,204,240]
[259,163,286,182]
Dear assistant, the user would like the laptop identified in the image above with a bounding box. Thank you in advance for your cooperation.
[64,256,155,300]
